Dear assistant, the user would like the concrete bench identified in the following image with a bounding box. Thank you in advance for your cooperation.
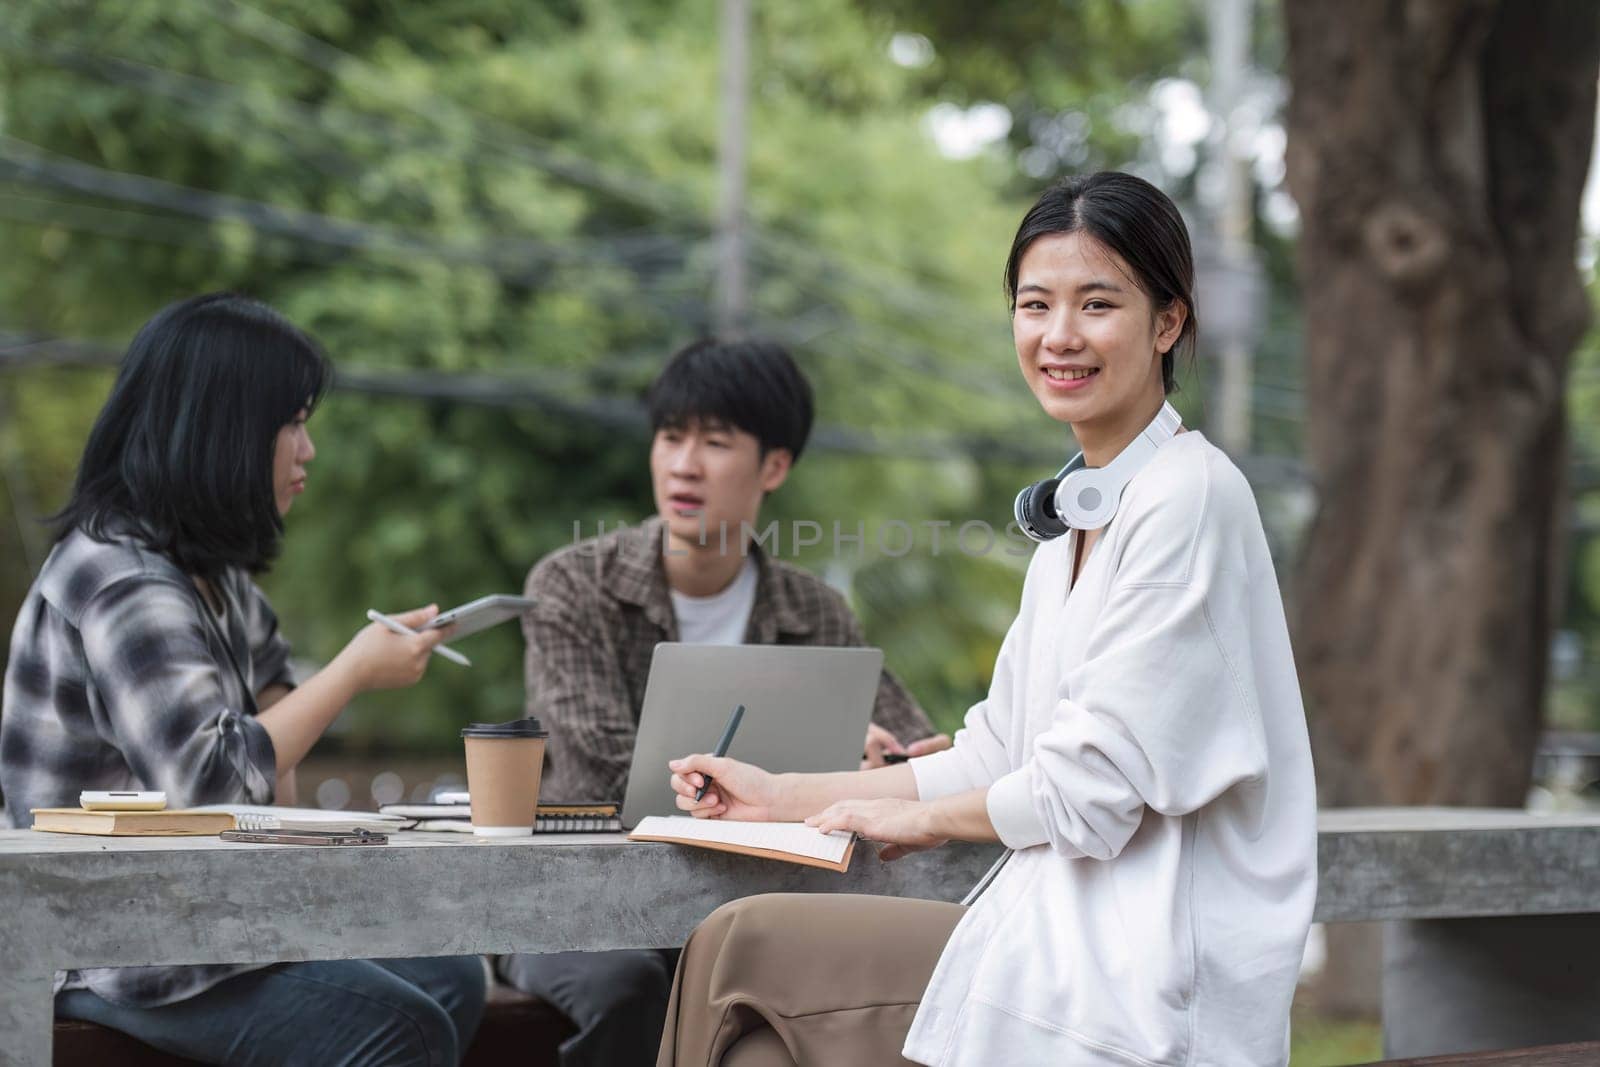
[7,808,1600,1066]
[1358,1042,1600,1065]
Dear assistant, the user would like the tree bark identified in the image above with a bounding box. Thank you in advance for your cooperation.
[1285,0,1600,809]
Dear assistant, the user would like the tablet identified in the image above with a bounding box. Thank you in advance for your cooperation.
[426,594,536,639]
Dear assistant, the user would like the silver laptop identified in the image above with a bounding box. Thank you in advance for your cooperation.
[619,643,884,828]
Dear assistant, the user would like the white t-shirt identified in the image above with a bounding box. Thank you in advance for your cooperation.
[670,558,758,646]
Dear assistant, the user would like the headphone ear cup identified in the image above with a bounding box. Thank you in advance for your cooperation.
[1014,477,1070,542]
[1054,470,1121,530]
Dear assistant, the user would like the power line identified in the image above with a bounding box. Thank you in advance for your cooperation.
[195,0,1007,339]
[8,21,1011,351]
[202,0,692,217]
[0,192,727,362]
[0,160,1018,406]
[0,33,707,250]
[0,107,1014,401]
[0,190,231,252]
[0,329,1333,491]
[0,18,1333,454]
[746,233,1005,348]
[0,194,737,358]
[0,329,1059,465]
[761,318,1025,410]
[0,175,1033,419]
[0,135,703,285]
[0,189,1032,428]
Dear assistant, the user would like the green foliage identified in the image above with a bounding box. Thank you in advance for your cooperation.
[1287,1006,1381,1065]
[854,0,1203,187]
[0,368,114,622]
[1,0,1106,748]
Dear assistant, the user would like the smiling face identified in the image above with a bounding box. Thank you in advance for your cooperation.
[1012,231,1185,456]
[650,419,791,550]
[272,409,314,516]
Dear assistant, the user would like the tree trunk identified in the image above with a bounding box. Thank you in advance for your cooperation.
[1285,0,1600,810]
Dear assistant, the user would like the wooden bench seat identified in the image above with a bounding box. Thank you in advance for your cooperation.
[54,1014,1600,1067]
[1359,1041,1600,1065]
[51,982,572,1067]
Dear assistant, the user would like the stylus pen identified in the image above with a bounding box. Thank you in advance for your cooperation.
[694,703,745,802]
[365,609,472,667]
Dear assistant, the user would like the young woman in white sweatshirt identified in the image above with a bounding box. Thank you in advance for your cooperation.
[656,171,1318,1067]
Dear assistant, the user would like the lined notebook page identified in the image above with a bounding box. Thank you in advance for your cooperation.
[630,816,852,864]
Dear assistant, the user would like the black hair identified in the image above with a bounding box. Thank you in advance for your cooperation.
[646,338,814,462]
[1004,171,1198,394]
[53,292,331,578]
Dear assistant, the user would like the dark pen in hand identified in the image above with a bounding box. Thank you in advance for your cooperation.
[694,704,745,803]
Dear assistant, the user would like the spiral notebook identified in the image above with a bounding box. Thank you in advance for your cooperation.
[188,804,409,834]
[379,801,622,833]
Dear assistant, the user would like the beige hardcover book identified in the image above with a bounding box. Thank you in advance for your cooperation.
[628,815,855,873]
[31,807,236,836]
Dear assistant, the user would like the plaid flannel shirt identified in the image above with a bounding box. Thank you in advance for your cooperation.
[1,525,293,1007]
[523,516,935,802]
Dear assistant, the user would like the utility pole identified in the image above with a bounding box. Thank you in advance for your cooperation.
[714,0,751,339]
[1205,0,1255,456]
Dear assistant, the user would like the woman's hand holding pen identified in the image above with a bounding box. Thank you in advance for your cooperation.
[335,605,455,690]
[671,747,953,858]
[256,605,459,783]
[670,754,779,822]
[807,798,949,861]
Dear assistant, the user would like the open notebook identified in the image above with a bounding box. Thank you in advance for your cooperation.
[628,816,855,873]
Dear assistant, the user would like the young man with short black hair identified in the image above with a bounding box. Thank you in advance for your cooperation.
[501,338,946,1067]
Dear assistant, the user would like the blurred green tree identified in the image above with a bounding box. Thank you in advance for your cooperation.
[854,0,1202,189]
[3,0,1131,750]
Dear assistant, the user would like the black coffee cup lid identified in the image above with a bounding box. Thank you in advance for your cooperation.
[461,717,548,739]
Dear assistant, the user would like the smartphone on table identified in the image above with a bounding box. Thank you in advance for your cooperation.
[81,790,167,811]
[220,829,388,846]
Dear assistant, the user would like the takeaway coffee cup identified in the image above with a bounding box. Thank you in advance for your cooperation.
[461,717,548,837]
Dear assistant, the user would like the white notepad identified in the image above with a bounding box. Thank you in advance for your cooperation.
[628,816,855,872]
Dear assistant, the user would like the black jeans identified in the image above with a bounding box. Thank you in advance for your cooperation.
[57,955,486,1066]
[499,948,680,1067]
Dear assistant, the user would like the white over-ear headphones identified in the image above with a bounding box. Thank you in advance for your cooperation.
[1013,401,1183,541]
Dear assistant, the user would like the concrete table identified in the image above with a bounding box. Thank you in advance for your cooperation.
[4,808,1600,1063]
[0,829,1003,1066]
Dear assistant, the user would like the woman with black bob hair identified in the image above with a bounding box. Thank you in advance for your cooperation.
[656,173,1317,1066]
[2,293,485,1065]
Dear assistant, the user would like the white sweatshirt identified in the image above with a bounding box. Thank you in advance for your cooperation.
[904,432,1317,1067]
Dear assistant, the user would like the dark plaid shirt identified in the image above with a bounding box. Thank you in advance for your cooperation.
[523,517,934,802]
[1,525,293,1006]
